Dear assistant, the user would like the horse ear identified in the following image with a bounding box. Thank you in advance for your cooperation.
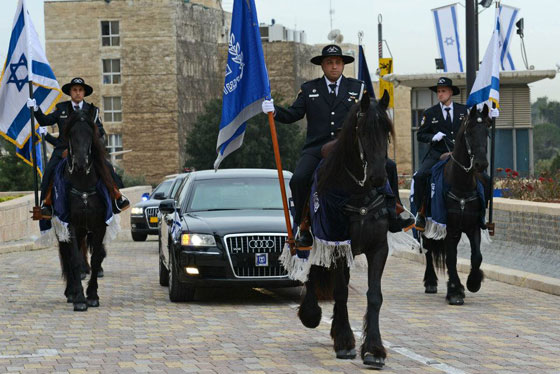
[379,90,390,110]
[482,103,489,117]
[360,91,370,113]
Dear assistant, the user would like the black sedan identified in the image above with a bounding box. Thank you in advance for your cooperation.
[158,169,299,302]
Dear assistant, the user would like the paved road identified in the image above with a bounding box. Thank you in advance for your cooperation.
[0,238,559,374]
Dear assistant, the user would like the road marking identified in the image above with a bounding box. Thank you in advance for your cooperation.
[0,349,58,359]
[318,317,468,374]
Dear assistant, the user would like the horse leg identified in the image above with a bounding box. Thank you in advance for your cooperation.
[466,228,484,293]
[59,241,74,303]
[69,228,88,311]
[86,230,106,307]
[298,265,322,329]
[331,261,356,359]
[445,231,464,306]
[361,244,388,369]
[423,249,438,293]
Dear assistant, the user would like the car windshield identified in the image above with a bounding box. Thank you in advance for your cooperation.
[151,179,173,198]
[188,177,290,212]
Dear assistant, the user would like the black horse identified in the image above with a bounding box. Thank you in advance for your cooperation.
[57,111,114,311]
[422,105,491,305]
[295,92,394,368]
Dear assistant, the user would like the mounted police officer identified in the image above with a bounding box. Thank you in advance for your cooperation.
[262,44,413,248]
[27,77,129,218]
[413,77,468,231]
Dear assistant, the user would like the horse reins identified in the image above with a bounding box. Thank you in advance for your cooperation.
[445,118,479,173]
[345,111,369,187]
[68,141,93,175]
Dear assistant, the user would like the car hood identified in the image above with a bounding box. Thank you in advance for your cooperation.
[134,199,165,209]
[182,209,288,236]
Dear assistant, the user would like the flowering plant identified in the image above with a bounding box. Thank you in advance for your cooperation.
[495,168,560,202]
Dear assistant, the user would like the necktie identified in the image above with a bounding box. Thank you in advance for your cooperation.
[74,105,79,111]
[444,107,452,126]
[328,83,337,97]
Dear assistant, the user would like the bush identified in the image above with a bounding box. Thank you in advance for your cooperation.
[114,165,147,188]
[495,168,560,202]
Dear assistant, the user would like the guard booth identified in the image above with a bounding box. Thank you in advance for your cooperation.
[383,70,557,176]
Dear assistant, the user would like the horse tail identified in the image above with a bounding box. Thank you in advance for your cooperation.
[423,237,446,271]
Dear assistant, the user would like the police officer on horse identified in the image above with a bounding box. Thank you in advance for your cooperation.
[262,45,413,248]
[27,77,129,218]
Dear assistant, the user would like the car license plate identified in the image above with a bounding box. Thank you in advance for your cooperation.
[255,253,268,267]
[149,216,158,223]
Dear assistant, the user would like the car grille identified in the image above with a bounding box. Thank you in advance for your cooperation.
[145,207,159,228]
[224,234,288,278]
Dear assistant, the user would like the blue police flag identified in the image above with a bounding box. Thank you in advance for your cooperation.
[16,127,43,177]
[358,45,375,100]
[214,0,270,170]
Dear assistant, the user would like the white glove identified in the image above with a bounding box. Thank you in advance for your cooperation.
[26,98,38,112]
[432,131,446,142]
[261,99,275,114]
[490,108,499,118]
[37,126,48,135]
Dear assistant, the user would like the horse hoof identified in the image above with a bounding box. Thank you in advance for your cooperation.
[363,353,385,369]
[73,303,88,312]
[336,348,356,359]
[80,272,87,280]
[447,295,464,305]
[87,299,100,307]
[425,285,437,294]
[466,269,484,293]
[66,296,73,303]
[97,269,104,278]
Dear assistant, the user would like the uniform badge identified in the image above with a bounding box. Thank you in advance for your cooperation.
[420,116,425,126]
[348,91,358,96]
[309,94,319,98]
[312,89,316,93]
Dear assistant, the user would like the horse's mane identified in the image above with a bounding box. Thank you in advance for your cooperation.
[63,111,114,192]
[317,100,394,193]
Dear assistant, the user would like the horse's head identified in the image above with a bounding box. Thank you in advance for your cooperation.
[462,104,492,173]
[355,90,394,187]
[64,111,96,175]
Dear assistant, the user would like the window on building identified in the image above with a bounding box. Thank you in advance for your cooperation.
[102,59,121,84]
[101,21,120,46]
[103,96,122,122]
[107,133,123,162]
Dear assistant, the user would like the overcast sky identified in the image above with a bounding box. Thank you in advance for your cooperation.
[1,0,558,101]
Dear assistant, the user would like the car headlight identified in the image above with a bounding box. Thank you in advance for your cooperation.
[131,207,144,215]
[181,233,216,247]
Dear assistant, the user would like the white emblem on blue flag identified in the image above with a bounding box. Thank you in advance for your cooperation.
[0,0,62,175]
[214,0,271,170]
[466,6,502,108]
[432,4,463,73]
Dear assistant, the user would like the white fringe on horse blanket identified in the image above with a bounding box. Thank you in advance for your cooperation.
[280,231,421,283]
[37,214,120,247]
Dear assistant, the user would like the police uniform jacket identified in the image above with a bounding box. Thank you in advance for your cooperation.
[417,102,467,160]
[274,75,365,157]
[34,100,105,157]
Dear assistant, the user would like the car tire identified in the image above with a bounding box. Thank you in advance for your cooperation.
[159,256,169,287]
[168,249,195,302]
[131,232,147,242]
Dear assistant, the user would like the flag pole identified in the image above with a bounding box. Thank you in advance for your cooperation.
[487,115,496,235]
[267,112,295,253]
[28,81,39,208]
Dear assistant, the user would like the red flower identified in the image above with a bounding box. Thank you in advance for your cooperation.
[539,177,545,182]
[512,171,519,177]
[505,168,512,173]
[496,167,503,172]
[526,184,534,191]
[549,178,554,183]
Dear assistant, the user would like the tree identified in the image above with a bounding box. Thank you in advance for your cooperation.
[533,123,560,161]
[0,138,37,191]
[185,98,305,171]
[532,97,560,127]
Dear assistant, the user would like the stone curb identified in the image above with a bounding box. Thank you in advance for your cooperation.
[392,249,560,297]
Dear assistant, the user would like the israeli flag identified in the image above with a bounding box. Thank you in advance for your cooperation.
[466,6,501,108]
[0,0,62,149]
[214,0,270,170]
[498,4,519,71]
[15,127,43,177]
[432,4,463,73]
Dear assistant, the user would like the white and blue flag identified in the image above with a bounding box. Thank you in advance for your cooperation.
[432,4,463,73]
[214,0,270,170]
[0,0,62,156]
[466,6,502,108]
[498,4,519,71]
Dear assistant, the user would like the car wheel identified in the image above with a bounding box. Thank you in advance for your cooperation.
[131,232,147,242]
[168,249,195,302]
[159,256,169,287]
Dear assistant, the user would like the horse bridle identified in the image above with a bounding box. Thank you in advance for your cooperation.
[345,111,369,187]
[445,117,480,173]
[67,140,93,175]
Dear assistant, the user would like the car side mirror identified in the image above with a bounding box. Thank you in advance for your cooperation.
[159,199,176,215]
[153,191,166,200]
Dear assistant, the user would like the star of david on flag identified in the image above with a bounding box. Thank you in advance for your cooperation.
[214,0,270,170]
[0,0,62,175]
[431,4,463,73]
